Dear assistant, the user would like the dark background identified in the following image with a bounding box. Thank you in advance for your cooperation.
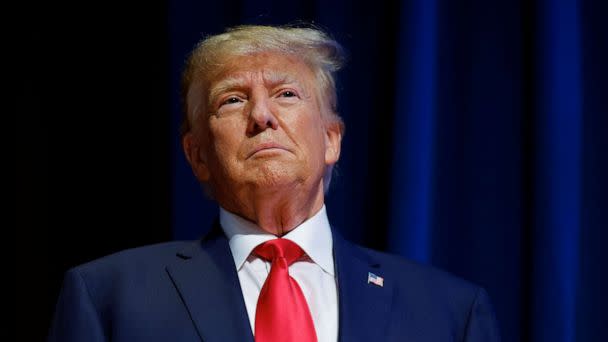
[16,1,171,340]
[16,0,607,341]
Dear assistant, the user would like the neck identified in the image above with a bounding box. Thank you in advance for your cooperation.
[221,182,325,236]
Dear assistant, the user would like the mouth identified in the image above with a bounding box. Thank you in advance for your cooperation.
[247,142,290,159]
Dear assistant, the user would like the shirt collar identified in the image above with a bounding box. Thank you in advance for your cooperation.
[219,205,335,276]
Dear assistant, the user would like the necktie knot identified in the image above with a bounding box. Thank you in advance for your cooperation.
[253,238,305,267]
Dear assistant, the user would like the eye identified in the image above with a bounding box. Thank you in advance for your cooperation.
[221,96,242,106]
[279,90,297,98]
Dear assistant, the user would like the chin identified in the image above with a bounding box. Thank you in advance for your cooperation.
[247,164,304,189]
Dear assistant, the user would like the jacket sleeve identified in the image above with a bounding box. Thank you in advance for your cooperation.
[47,268,107,342]
[463,287,501,342]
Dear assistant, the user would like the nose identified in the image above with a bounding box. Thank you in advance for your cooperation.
[246,96,279,135]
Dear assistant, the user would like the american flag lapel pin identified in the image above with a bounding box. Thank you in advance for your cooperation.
[367,272,384,287]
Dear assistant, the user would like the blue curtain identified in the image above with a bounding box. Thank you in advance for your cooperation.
[169,0,608,341]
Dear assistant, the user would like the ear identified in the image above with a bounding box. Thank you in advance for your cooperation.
[182,132,210,182]
[324,121,343,166]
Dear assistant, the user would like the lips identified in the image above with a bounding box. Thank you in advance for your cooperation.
[247,142,289,158]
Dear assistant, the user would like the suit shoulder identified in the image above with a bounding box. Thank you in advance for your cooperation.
[355,244,481,295]
[69,240,194,279]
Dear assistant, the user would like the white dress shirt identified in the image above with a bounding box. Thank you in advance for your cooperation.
[219,205,339,342]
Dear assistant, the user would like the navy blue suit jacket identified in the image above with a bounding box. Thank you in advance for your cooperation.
[48,224,500,341]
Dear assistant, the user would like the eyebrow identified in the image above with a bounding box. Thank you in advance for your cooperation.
[207,71,304,106]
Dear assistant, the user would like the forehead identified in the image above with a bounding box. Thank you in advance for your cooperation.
[208,52,316,89]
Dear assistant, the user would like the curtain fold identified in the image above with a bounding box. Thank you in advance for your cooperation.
[533,0,582,340]
[388,0,437,263]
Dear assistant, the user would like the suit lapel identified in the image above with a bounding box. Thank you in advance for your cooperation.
[333,231,393,342]
[166,223,254,342]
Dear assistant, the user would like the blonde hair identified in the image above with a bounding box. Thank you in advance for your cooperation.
[180,24,346,134]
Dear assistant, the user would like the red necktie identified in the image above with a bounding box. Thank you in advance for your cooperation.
[253,238,318,342]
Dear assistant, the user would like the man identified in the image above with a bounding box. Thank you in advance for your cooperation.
[48,25,500,341]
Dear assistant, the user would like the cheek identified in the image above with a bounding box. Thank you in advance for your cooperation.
[208,119,246,161]
[297,117,327,159]
[305,115,326,141]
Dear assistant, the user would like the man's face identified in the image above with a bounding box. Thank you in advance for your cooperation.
[183,52,342,208]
